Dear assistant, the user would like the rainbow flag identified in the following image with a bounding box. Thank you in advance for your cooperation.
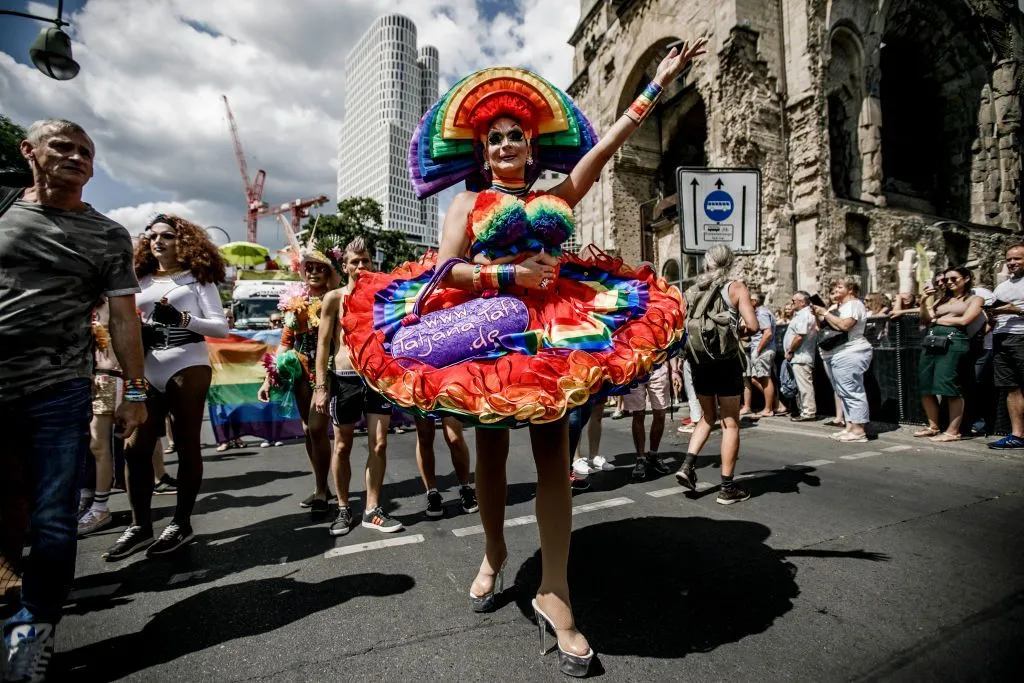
[206,329,304,443]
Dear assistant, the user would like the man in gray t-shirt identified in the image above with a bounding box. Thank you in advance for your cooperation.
[988,243,1024,449]
[0,119,147,676]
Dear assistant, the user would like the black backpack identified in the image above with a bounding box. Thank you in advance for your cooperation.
[683,276,742,364]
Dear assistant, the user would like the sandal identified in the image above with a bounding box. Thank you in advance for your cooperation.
[928,432,961,442]
[913,428,940,438]
[823,418,845,427]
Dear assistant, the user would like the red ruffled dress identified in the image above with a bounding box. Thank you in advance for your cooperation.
[342,189,685,427]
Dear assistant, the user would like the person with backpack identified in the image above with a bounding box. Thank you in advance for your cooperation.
[675,245,759,505]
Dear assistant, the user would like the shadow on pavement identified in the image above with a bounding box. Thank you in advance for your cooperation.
[510,516,887,660]
[194,492,291,515]
[57,572,415,681]
[65,511,341,614]
[199,469,309,495]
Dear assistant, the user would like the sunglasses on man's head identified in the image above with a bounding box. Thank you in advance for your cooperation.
[487,129,526,146]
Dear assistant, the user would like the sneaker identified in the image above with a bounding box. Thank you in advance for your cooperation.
[676,465,697,491]
[274,441,284,447]
[988,434,1024,450]
[646,453,671,475]
[77,496,92,519]
[3,622,54,683]
[571,459,592,478]
[146,522,194,557]
[153,474,177,495]
[679,417,693,426]
[569,471,591,491]
[329,507,354,537]
[677,423,696,434]
[610,410,628,420]
[77,508,112,537]
[425,490,444,518]
[716,484,751,505]
[362,506,404,533]
[102,525,154,561]
[459,485,479,514]
[259,441,271,448]
[631,457,648,481]
[591,455,614,471]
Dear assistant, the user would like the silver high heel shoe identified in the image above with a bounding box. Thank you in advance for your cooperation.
[468,561,505,613]
[532,598,594,678]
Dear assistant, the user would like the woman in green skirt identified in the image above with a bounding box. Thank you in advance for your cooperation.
[917,267,985,442]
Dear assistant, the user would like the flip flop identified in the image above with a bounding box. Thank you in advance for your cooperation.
[913,428,940,438]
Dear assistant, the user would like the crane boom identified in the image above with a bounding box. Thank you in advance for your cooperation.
[222,95,251,197]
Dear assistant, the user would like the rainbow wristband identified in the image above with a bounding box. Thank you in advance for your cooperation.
[625,81,663,125]
[480,265,499,290]
[496,264,516,288]
[472,264,483,292]
[124,377,149,393]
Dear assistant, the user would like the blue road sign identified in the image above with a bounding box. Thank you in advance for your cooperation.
[704,190,734,222]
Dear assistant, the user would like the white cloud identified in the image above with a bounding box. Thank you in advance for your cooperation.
[1,0,579,250]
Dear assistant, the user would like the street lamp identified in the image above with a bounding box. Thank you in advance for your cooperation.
[0,1,79,80]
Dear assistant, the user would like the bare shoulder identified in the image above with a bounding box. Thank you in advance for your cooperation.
[728,279,749,302]
[448,190,478,217]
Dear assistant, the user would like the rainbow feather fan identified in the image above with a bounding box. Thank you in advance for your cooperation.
[408,67,598,199]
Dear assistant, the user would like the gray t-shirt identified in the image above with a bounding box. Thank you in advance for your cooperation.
[0,199,140,400]
[783,306,818,365]
[749,305,776,354]
[993,276,1024,335]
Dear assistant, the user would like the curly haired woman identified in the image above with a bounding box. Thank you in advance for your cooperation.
[103,215,229,561]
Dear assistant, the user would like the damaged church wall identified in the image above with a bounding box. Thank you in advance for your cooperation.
[567,0,1023,301]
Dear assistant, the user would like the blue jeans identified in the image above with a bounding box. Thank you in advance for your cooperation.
[568,401,594,459]
[825,348,873,425]
[1,379,92,629]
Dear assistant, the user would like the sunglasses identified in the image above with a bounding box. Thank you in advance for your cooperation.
[946,276,963,283]
[305,264,329,274]
[487,129,526,146]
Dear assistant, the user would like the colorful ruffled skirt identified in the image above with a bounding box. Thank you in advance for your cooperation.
[342,251,685,427]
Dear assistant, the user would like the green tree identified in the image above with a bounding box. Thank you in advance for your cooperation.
[304,197,417,275]
[0,115,30,176]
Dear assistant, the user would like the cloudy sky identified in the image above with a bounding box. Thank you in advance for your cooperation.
[0,0,580,249]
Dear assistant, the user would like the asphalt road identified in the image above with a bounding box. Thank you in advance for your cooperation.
[44,413,1024,681]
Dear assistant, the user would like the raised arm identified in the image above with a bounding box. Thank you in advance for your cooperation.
[550,39,707,209]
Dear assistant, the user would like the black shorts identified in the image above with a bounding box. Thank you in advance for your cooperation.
[687,352,745,398]
[992,334,1024,389]
[329,373,392,426]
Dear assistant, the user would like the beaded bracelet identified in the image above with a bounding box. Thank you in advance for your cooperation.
[123,377,149,403]
[624,81,663,125]
[472,264,483,292]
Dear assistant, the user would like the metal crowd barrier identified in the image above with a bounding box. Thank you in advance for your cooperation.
[773,313,1008,433]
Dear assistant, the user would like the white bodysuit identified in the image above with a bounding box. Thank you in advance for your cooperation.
[137,272,230,391]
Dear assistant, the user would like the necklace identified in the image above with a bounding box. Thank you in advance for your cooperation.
[491,178,530,197]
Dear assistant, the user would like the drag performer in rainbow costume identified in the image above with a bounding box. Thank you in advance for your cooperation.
[343,41,706,676]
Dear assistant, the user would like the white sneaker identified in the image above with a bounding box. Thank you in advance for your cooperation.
[4,622,54,683]
[259,441,271,448]
[590,455,614,471]
[571,459,592,478]
[274,441,284,447]
[77,508,112,536]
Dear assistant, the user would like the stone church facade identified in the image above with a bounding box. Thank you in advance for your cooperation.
[566,0,1022,301]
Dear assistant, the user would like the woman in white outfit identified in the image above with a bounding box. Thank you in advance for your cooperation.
[813,276,873,443]
[103,215,229,561]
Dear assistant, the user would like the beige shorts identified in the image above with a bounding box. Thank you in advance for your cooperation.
[624,369,670,412]
[92,374,122,416]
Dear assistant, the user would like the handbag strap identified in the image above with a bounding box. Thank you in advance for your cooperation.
[401,257,466,327]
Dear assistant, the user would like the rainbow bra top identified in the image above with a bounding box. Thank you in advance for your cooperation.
[467,189,575,260]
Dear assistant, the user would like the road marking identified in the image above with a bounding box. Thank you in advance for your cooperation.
[452,497,634,537]
[571,497,633,515]
[882,445,913,453]
[68,584,120,600]
[169,570,209,585]
[324,534,425,559]
[647,482,715,497]
[840,451,882,460]
[793,459,834,467]
[207,535,246,547]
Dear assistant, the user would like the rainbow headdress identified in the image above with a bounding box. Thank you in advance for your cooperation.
[408,67,598,199]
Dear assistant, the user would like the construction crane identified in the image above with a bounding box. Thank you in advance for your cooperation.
[260,195,330,246]
[222,94,267,243]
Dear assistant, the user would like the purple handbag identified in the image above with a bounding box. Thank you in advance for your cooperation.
[388,258,530,368]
